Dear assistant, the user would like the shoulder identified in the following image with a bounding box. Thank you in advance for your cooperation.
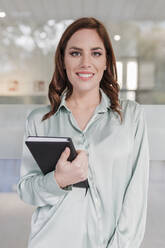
[25,105,51,136]
[27,105,51,124]
[119,99,144,123]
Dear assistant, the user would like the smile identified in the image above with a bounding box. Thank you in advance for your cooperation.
[76,73,94,81]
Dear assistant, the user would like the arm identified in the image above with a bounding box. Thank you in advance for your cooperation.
[17,113,72,207]
[107,104,150,248]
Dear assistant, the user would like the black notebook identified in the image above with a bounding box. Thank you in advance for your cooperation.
[25,136,89,191]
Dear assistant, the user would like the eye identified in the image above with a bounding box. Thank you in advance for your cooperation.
[92,51,102,57]
[70,51,81,57]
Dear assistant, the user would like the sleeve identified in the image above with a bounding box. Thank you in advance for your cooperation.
[17,112,72,207]
[107,104,150,248]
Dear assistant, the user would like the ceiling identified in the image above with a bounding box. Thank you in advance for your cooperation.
[0,0,165,28]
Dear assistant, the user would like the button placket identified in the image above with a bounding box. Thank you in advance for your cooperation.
[86,140,103,248]
[74,132,86,150]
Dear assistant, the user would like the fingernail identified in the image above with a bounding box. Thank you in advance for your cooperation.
[65,147,68,153]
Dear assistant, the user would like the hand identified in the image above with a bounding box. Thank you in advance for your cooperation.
[54,147,88,188]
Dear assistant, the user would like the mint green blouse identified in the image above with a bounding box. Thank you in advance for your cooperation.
[17,88,149,248]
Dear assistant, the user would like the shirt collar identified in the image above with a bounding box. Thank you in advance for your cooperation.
[56,88,111,115]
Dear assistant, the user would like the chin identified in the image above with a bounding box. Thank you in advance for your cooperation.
[74,85,99,93]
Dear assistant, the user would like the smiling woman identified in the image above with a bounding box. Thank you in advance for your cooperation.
[17,17,149,248]
[42,17,122,122]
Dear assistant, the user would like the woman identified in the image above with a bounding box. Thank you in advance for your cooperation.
[17,17,150,248]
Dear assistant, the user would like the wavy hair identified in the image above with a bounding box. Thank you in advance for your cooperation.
[42,17,122,122]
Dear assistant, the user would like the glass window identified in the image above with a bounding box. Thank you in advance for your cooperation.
[126,61,138,90]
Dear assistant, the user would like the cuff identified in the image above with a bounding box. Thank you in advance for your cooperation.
[43,171,72,196]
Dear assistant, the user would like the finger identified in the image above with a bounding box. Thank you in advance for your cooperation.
[59,147,70,162]
[76,150,87,160]
[72,153,81,165]
[72,152,86,167]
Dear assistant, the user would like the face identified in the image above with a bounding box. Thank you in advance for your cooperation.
[64,28,107,94]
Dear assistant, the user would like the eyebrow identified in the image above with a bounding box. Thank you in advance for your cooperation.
[69,46,103,51]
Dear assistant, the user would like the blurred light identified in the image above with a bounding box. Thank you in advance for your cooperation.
[1,19,74,54]
[48,19,56,26]
[63,19,74,26]
[39,32,47,39]
[19,24,31,35]
[15,35,35,51]
[114,35,121,41]
[126,61,138,90]
[0,11,6,18]
[116,61,123,88]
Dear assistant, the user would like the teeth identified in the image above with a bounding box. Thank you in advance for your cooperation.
[77,73,93,78]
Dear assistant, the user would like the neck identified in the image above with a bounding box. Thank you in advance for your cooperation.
[66,88,101,110]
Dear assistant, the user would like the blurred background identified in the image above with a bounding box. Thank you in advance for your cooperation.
[0,0,165,247]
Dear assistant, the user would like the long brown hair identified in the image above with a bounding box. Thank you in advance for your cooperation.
[42,17,122,122]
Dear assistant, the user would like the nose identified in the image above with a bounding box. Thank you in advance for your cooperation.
[80,54,91,68]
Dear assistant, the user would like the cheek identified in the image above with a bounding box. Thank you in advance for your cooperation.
[64,58,72,73]
[64,63,76,82]
[65,68,73,81]
[96,57,106,71]
[65,58,77,72]
[96,63,106,73]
